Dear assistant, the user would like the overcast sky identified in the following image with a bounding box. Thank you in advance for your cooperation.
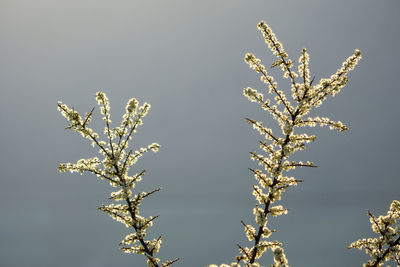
[1,0,399,266]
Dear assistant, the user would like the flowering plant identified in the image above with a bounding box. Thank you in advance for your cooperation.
[57,21,399,267]
[57,92,179,267]
[214,20,361,266]
[349,200,400,266]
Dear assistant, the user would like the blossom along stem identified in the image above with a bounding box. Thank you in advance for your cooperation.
[371,235,400,267]
[254,60,294,116]
[349,201,400,267]
[246,100,312,264]
[266,34,298,102]
[57,104,111,159]
[250,116,292,264]
[101,97,115,157]
[113,160,161,267]
[211,20,361,267]
[57,92,179,267]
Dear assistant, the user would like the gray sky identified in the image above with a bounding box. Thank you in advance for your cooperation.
[1,0,399,266]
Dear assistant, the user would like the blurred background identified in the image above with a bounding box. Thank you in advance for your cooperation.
[1,0,399,266]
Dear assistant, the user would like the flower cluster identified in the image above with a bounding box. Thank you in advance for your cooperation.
[349,200,400,267]
[58,92,179,267]
[210,21,360,267]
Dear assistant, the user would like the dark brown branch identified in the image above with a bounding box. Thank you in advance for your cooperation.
[371,235,400,267]
[246,118,279,142]
[237,244,251,260]
[162,258,181,267]
[250,152,272,169]
[82,107,95,127]
[248,168,270,187]
[253,60,294,116]
[286,163,318,168]
[264,32,298,102]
